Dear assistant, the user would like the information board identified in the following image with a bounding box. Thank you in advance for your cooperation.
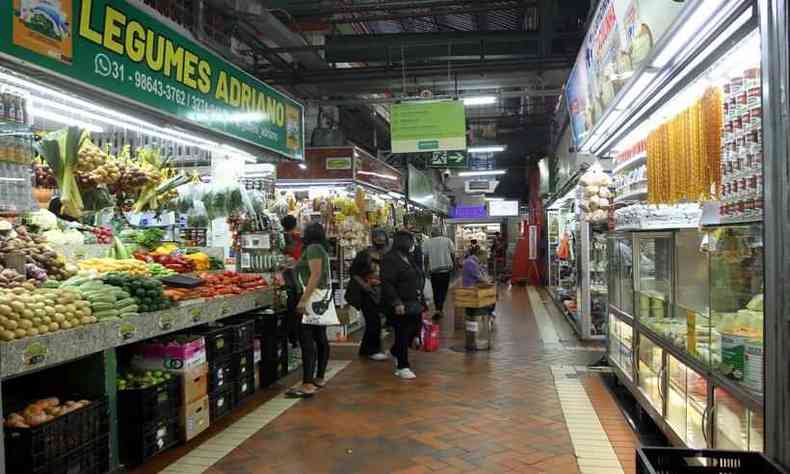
[391,100,466,153]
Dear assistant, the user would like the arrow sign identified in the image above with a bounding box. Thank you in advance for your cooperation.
[429,150,468,168]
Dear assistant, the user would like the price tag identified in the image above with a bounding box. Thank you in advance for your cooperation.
[158,313,176,330]
[119,323,137,341]
[190,307,203,323]
[23,342,48,366]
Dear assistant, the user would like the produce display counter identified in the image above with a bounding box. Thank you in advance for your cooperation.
[0,289,273,380]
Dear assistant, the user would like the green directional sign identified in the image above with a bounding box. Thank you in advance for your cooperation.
[391,100,466,153]
[1,0,304,160]
[429,150,468,168]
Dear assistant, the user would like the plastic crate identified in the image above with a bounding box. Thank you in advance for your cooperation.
[230,350,255,379]
[233,373,256,407]
[636,448,787,474]
[31,435,110,474]
[226,319,255,352]
[208,387,234,423]
[190,324,232,362]
[207,357,234,392]
[5,399,109,473]
[118,378,180,425]
[119,417,179,468]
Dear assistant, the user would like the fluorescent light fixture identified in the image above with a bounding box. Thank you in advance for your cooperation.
[458,170,506,177]
[29,109,104,133]
[298,163,307,170]
[651,0,728,68]
[356,170,398,180]
[617,71,658,111]
[468,145,505,154]
[485,197,504,201]
[277,180,352,188]
[463,96,497,106]
[388,191,403,198]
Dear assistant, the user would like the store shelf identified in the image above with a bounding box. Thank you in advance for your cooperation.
[702,214,764,227]
[614,187,648,203]
[613,154,647,174]
[0,289,273,380]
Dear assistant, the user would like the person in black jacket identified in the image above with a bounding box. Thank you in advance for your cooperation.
[381,230,425,379]
[346,250,387,361]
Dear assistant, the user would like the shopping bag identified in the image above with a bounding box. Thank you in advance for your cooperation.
[423,277,434,305]
[421,320,440,352]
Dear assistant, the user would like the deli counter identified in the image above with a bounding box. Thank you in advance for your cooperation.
[607,225,764,451]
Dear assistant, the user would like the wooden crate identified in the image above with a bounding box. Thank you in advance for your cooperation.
[454,285,497,308]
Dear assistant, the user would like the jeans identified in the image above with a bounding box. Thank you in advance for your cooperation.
[286,291,301,347]
[390,314,421,370]
[300,323,329,384]
[430,271,451,311]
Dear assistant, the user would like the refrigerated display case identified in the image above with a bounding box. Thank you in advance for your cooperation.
[606,226,764,453]
[546,197,579,326]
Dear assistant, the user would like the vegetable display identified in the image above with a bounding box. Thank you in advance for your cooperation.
[36,127,85,219]
[0,225,77,282]
[0,287,96,341]
[60,276,137,320]
[78,258,149,276]
[101,273,172,313]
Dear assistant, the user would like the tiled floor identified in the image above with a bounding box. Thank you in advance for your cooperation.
[139,285,639,473]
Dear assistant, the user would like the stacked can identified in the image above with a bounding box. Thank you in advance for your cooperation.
[720,67,763,219]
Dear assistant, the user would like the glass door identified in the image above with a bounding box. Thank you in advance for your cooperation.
[619,236,635,317]
[713,387,764,451]
[636,234,673,336]
[638,336,663,413]
[665,355,708,448]
[674,230,711,365]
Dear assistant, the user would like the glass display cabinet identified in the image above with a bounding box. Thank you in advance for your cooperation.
[605,225,764,453]
[635,233,673,338]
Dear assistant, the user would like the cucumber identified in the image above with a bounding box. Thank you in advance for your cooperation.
[117,297,137,308]
[93,309,120,320]
[119,305,139,314]
[91,302,116,313]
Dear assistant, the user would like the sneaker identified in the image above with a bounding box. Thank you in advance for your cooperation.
[369,352,389,361]
[394,368,416,379]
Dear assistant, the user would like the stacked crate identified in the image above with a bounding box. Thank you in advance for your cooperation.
[118,379,180,467]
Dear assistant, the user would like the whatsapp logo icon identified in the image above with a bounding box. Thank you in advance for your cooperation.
[94,53,112,77]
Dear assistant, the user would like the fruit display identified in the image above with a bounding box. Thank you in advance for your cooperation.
[117,370,173,391]
[78,258,149,276]
[0,287,96,341]
[33,162,57,189]
[0,267,35,289]
[91,226,113,245]
[101,273,172,313]
[0,225,78,281]
[578,168,612,224]
[133,250,195,274]
[4,398,93,428]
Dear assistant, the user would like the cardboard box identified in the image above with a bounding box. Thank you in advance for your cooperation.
[181,362,209,404]
[179,395,210,441]
[131,336,207,372]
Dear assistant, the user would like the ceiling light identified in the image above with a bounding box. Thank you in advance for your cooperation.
[468,146,505,154]
[651,0,729,68]
[485,197,504,201]
[298,163,307,170]
[458,170,506,177]
[357,170,397,180]
[463,96,497,106]
[388,191,403,198]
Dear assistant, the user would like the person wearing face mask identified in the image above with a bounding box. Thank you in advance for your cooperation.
[381,230,425,379]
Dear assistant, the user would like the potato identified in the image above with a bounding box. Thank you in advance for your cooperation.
[53,305,65,313]
[49,322,59,332]
[44,307,55,316]
[31,317,42,326]
[61,321,72,330]
[53,314,65,323]
[0,330,14,341]
[80,317,93,325]
[26,328,39,337]
[64,304,77,313]
[42,316,52,324]
[2,319,18,330]
[0,304,12,316]
[9,301,24,312]
[22,310,34,319]
[13,329,26,338]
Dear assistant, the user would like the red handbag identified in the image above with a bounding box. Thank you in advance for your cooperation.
[421,320,440,352]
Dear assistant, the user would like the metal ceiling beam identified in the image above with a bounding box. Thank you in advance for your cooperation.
[322,4,533,24]
[309,89,561,105]
[260,57,572,85]
[285,0,530,17]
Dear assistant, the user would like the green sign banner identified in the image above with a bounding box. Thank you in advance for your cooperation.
[2,0,304,160]
[391,100,466,153]
[429,150,467,168]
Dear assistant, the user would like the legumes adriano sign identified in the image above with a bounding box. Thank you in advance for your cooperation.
[3,0,304,159]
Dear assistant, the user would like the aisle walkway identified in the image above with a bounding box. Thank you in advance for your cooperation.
[152,286,639,474]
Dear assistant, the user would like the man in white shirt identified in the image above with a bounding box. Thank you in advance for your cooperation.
[422,228,456,319]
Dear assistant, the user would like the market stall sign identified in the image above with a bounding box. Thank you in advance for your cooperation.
[278,147,354,180]
[450,205,487,219]
[391,100,466,153]
[407,164,436,209]
[429,150,467,168]
[355,153,404,193]
[1,0,304,160]
[565,0,685,147]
